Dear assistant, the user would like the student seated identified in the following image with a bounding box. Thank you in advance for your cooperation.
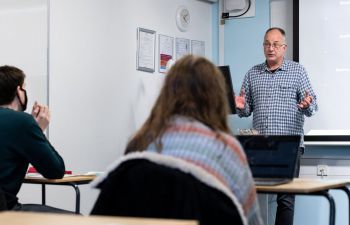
[0,65,72,213]
[123,55,263,225]
[92,151,246,225]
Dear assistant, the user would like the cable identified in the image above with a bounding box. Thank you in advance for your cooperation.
[222,0,252,19]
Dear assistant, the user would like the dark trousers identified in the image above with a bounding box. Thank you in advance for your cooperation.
[274,147,303,225]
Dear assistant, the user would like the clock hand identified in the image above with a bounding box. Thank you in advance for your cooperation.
[184,15,188,23]
[184,14,189,23]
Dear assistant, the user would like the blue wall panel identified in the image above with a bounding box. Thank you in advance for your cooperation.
[223,0,270,133]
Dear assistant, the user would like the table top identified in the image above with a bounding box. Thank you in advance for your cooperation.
[0,212,198,225]
[24,175,96,184]
[256,178,350,193]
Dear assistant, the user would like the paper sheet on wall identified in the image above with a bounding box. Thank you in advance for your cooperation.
[175,37,190,60]
[137,28,155,72]
[158,34,174,73]
[191,40,205,57]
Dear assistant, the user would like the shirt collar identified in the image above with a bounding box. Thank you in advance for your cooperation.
[264,59,287,73]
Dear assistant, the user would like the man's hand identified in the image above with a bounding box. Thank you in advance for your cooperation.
[235,89,246,109]
[298,91,313,109]
[31,101,50,131]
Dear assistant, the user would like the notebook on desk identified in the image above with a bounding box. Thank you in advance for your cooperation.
[237,135,301,186]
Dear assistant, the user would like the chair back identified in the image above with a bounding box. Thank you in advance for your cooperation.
[91,153,246,225]
[0,187,7,211]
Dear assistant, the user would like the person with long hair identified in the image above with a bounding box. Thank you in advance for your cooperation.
[125,55,263,225]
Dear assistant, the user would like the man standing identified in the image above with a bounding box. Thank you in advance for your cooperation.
[235,27,318,225]
[0,65,67,213]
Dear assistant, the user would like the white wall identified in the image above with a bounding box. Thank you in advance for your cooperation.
[0,0,51,213]
[0,0,48,109]
[18,0,214,215]
[270,0,293,60]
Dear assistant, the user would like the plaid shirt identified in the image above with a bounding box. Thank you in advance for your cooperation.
[237,59,318,135]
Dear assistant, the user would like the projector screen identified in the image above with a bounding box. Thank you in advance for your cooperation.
[299,0,350,134]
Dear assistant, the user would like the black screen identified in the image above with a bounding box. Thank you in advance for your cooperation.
[237,135,301,178]
[218,66,236,114]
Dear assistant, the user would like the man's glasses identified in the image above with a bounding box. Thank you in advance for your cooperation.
[263,42,285,50]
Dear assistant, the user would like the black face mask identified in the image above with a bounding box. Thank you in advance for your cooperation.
[16,87,28,111]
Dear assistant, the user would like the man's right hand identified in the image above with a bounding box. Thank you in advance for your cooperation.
[31,101,51,132]
[235,89,246,109]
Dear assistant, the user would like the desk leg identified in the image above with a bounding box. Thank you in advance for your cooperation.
[258,190,336,225]
[318,191,336,225]
[336,186,350,225]
[41,184,46,205]
[67,183,80,214]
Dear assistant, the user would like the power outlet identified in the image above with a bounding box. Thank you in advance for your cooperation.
[317,165,328,176]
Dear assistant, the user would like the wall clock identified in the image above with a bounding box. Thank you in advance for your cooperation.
[176,6,190,32]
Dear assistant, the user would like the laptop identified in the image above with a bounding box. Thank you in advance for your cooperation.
[217,65,236,114]
[237,135,301,186]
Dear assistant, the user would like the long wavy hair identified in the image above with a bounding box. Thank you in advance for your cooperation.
[125,55,231,154]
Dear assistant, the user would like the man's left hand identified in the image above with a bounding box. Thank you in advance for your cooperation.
[298,91,313,109]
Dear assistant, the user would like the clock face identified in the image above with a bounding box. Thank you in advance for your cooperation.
[176,6,190,32]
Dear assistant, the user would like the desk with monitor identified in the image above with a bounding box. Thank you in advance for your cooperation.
[256,178,350,225]
[22,173,350,224]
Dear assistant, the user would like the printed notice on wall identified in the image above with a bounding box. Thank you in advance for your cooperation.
[175,38,190,60]
[137,27,156,73]
[158,34,174,73]
[191,40,205,57]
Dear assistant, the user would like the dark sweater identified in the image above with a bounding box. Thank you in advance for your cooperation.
[0,107,65,209]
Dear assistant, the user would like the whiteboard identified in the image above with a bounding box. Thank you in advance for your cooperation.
[0,0,48,110]
[300,0,350,134]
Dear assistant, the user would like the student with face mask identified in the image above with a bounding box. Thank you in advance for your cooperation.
[0,65,71,213]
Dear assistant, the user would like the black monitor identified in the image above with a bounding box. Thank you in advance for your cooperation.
[237,135,301,179]
[218,65,236,114]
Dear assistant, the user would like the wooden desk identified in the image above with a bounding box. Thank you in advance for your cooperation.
[24,175,96,214]
[0,212,198,225]
[256,178,350,225]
